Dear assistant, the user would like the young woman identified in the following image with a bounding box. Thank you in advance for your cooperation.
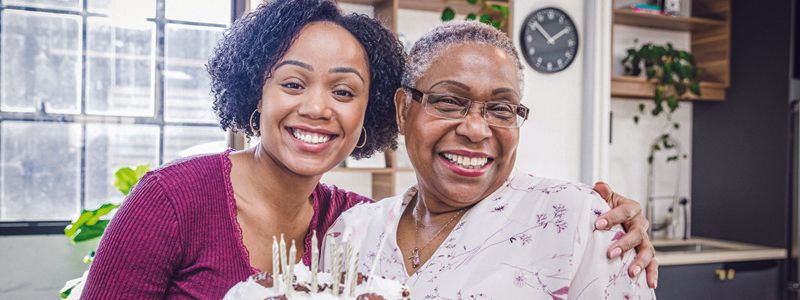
[82,1,403,298]
[82,1,655,298]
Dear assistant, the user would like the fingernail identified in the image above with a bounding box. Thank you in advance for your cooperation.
[595,219,608,229]
[632,266,642,276]
[610,247,622,258]
[654,280,658,289]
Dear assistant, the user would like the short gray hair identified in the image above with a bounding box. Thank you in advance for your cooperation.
[402,21,524,95]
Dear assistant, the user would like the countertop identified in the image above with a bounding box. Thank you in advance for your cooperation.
[653,237,787,266]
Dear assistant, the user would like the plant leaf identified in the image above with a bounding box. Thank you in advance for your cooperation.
[633,115,640,124]
[113,164,150,196]
[467,0,479,4]
[667,155,679,162]
[64,203,119,243]
[638,103,645,112]
[667,95,679,112]
[83,251,95,264]
[647,155,654,165]
[479,13,492,24]
[690,81,701,95]
[441,7,455,21]
[466,13,477,20]
[673,122,680,130]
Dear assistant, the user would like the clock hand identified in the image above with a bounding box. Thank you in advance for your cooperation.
[548,27,570,44]
[531,22,553,41]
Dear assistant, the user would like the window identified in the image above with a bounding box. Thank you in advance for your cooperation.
[0,0,233,234]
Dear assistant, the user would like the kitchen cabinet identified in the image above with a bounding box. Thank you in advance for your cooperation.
[656,260,782,300]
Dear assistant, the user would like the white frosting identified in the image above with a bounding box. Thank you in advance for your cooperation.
[224,263,409,300]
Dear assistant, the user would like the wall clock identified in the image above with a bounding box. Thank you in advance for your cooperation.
[520,7,579,73]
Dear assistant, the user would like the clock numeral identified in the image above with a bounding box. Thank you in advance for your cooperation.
[547,62,553,71]
[565,51,573,59]
[568,39,575,47]
[557,59,563,66]
[526,34,533,43]
[537,14,544,22]
[528,47,535,56]
[559,16,565,24]
[548,11,555,20]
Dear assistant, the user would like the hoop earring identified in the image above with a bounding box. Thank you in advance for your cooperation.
[249,109,260,136]
[355,127,367,149]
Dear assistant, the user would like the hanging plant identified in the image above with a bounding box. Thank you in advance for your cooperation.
[441,0,509,30]
[621,42,700,164]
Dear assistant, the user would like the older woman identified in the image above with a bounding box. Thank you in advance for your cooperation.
[325,21,655,299]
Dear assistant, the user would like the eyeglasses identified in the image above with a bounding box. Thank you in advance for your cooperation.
[404,86,529,128]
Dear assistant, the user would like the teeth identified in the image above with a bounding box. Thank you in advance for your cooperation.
[442,153,489,169]
[292,129,331,144]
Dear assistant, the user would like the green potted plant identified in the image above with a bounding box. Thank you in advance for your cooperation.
[440,0,509,30]
[59,164,150,299]
[621,42,700,164]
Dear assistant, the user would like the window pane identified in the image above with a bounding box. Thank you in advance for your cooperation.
[88,0,155,19]
[4,0,82,12]
[163,125,226,164]
[1,10,82,114]
[85,124,159,209]
[166,0,230,25]
[250,0,263,11]
[164,24,223,123]
[86,18,155,116]
[1,121,81,221]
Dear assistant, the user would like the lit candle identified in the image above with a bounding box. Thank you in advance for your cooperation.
[272,236,279,279]
[327,238,337,295]
[311,230,319,293]
[288,240,296,295]
[279,234,287,294]
[331,245,342,295]
[349,251,358,296]
[344,244,358,296]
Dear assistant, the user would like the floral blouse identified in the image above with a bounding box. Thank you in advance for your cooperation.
[323,173,656,299]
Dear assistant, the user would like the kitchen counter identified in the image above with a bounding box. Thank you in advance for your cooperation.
[653,237,787,266]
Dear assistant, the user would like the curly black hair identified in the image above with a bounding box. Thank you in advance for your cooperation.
[207,0,405,159]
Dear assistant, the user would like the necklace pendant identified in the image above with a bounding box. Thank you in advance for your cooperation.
[410,247,421,269]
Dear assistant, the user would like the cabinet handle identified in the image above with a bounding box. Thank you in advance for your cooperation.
[715,269,726,281]
[727,268,735,280]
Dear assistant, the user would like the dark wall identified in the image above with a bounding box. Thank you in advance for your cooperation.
[691,0,792,248]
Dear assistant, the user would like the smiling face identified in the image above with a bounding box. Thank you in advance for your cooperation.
[396,43,521,209]
[258,21,370,177]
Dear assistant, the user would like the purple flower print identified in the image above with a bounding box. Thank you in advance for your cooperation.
[513,271,526,287]
[534,205,568,233]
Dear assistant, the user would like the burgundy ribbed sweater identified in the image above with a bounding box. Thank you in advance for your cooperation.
[81,150,371,299]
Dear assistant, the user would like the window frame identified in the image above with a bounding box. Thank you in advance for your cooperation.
[0,0,247,235]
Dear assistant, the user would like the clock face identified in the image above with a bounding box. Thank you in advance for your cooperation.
[520,7,579,73]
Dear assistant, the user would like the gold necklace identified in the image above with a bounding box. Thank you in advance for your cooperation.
[409,196,466,269]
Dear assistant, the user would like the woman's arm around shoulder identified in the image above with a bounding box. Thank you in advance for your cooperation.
[567,192,656,300]
[82,173,183,299]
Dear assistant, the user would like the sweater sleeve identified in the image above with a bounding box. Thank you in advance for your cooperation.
[81,173,183,299]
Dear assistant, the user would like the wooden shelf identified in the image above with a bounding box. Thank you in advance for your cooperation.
[613,9,726,32]
[399,0,505,13]
[611,76,725,102]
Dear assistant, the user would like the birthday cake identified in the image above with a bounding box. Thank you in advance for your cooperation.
[224,234,410,300]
